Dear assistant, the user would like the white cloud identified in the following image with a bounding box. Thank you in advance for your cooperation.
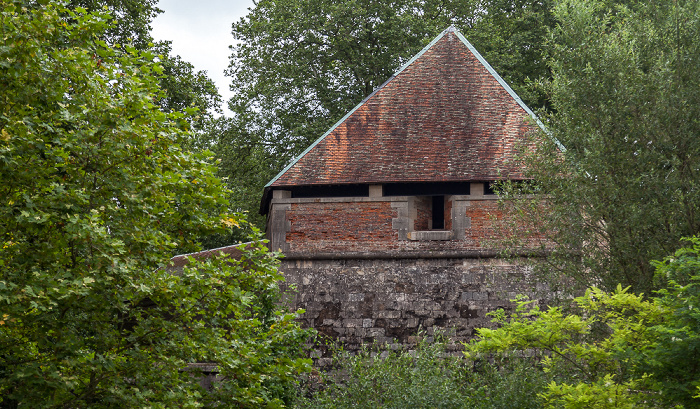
[151,0,255,114]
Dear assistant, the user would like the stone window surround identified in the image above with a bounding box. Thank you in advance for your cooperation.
[396,183,495,241]
[267,183,498,249]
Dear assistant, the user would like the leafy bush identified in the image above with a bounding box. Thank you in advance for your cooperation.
[294,334,548,409]
[467,237,700,409]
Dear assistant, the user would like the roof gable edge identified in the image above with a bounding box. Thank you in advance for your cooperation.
[265,29,452,188]
[266,27,566,189]
[452,29,566,152]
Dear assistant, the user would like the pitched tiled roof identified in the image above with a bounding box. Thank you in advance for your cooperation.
[266,27,546,189]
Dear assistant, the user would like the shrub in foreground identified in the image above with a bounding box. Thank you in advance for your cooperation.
[467,238,700,408]
[294,334,548,409]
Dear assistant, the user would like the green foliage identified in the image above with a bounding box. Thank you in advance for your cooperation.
[223,0,556,228]
[0,2,310,407]
[467,238,700,408]
[497,0,700,295]
[464,355,550,409]
[467,289,659,408]
[203,117,271,245]
[67,0,161,48]
[63,0,227,243]
[152,41,222,138]
[68,0,223,138]
[644,238,700,406]
[294,335,547,409]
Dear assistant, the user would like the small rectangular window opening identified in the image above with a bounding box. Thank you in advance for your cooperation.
[432,195,445,230]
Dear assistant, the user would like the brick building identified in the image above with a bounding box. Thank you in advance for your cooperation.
[260,27,547,354]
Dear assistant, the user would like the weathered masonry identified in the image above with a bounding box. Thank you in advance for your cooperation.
[260,27,547,355]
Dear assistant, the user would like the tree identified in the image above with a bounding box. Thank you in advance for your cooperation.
[68,0,223,134]
[224,0,556,226]
[498,0,700,295]
[466,237,700,408]
[204,117,273,246]
[152,41,222,138]
[67,0,161,49]
[0,2,309,407]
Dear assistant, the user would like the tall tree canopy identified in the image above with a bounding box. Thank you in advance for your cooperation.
[67,0,160,48]
[222,0,555,225]
[0,2,308,406]
[69,0,223,129]
[499,0,700,295]
[153,41,223,136]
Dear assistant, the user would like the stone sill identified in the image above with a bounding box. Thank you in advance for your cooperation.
[408,230,453,241]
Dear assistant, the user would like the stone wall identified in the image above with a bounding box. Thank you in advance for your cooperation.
[279,255,547,364]
[267,183,550,359]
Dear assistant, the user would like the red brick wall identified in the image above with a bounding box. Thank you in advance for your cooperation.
[414,197,431,231]
[282,198,523,253]
[445,198,453,231]
[286,201,398,253]
[465,200,504,247]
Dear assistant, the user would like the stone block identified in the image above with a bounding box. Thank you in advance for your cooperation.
[375,310,401,319]
[388,319,405,328]
[369,184,383,197]
[368,328,385,337]
[278,256,549,354]
[414,310,430,317]
[407,230,453,241]
[347,293,365,302]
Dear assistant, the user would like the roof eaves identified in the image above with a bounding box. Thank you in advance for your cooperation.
[264,29,453,188]
[452,29,566,152]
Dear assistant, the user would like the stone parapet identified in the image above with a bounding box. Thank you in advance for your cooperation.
[267,193,525,255]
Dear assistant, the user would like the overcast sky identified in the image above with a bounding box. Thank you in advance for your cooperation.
[151,0,255,114]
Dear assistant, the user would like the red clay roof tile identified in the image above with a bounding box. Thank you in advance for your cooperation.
[268,28,541,188]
